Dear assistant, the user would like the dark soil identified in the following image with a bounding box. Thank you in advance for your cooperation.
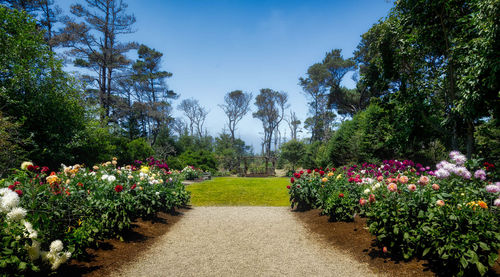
[293,209,500,277]
[50,208,188,277]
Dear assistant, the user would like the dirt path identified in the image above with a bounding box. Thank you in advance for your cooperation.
[111,207,380,277]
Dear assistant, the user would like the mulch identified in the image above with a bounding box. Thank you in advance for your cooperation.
[293,209,500,277]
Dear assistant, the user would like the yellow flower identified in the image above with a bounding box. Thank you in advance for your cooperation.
[46,175,60,185]
[327,172,334,177]
[21,161,33,170]
[336,174,342,180]
[140,166,150,173]
[321,177,328,183]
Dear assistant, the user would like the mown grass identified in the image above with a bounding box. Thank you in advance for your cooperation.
[186,177,290,206]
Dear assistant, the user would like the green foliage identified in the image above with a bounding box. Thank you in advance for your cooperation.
[280,140,306,171]
[125,138,154,164]
[0,112,27,177]
[0,6,86,169]
[178,150,217,172]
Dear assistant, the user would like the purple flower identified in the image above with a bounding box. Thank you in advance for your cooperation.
[485,185,500,193]
[474,169,487,181]
[449,150,461,159]
[435,169,450,179]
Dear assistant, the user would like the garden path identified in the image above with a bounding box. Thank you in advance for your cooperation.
[111,206,380,276]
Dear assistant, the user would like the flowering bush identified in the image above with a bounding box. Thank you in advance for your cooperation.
[288,152,500,276]
[0,157,190,274]
[181,166,204,180]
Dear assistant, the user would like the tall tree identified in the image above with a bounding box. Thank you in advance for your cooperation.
[253,88,288,172]
[177,98,209,137]
[299,63,334,141]
[132,44,176,145]
[285,111,301,141]
[322,49,357,109]
[57,0,136,122]
[219,90,252,142]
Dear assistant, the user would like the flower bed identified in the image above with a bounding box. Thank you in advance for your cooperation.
[288,152,500,276]
[0,157,190,275]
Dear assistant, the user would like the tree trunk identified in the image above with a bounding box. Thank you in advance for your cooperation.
[466,120,474,159]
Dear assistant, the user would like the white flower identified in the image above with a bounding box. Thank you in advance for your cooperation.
[363,188,370,194]
[1,190,20,212]
[373,183,381,189]
[6,207,27,221]
[50,240,64,253]
[21,161,33,170]
[107,175,116,182]
[155,192,160,196]
[101,174,109,181]
[89,171,96,176]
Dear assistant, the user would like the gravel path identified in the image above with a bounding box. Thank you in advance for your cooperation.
[112,207,380,277]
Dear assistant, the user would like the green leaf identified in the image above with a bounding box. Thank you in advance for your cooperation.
[460,257,468,269]
[393,226,399,235]
[488,253,498,267]
[422,247,431,257]
[18,262,27,270]
[475,261,487,276]
[479,242,490,251]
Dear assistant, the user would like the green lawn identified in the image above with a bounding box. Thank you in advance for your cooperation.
[186,177,290,206]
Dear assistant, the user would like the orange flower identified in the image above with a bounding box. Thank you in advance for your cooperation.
[477,201,488,209]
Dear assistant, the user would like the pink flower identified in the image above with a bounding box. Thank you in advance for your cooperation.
[399,176,409,184]
[485,185,500,193]
[382,246,388,253]
[494,199,500,207]
[436,200,445,207]
[432,183,440,191]
[418,176,429,186]
[387,183,398,192]
[407,184,416,192]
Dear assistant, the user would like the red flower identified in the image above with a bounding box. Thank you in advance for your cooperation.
[286,185,291,189]
[13,181,20,186]
[8,185,15,190]
[27,165,36,172]
[114,185,124,192]
[293,172,301,179]
[382,246,388,253]
[332,168,336,172]
[319,170,325,176]
[15,189,23,196]
[314,168,319,172]
[41,166,50,173]
[77,182,84,187]
[338,193,344,198]
[131,184,137,190]
[299,170,304,174]
[369,194,376,203]
[290,177,295,183]
[307,169,312,174]
[296,185,301,188]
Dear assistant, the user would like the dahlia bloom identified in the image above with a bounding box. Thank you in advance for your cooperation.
[407,184,416,192]
[418,176,429,186]
[387,183,397,192]
[399,176,409,184]
[485,185,500,193]
[6,207,26,221]
[474,169,487,181]
[431,184,440,191]
[494,199,500,207]
[436,200,445,207]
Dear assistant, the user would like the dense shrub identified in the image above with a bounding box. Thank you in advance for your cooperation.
[0,158,190,275]
[289,151,500,276]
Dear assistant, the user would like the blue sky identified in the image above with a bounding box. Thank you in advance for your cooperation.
[56,0,393,151]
